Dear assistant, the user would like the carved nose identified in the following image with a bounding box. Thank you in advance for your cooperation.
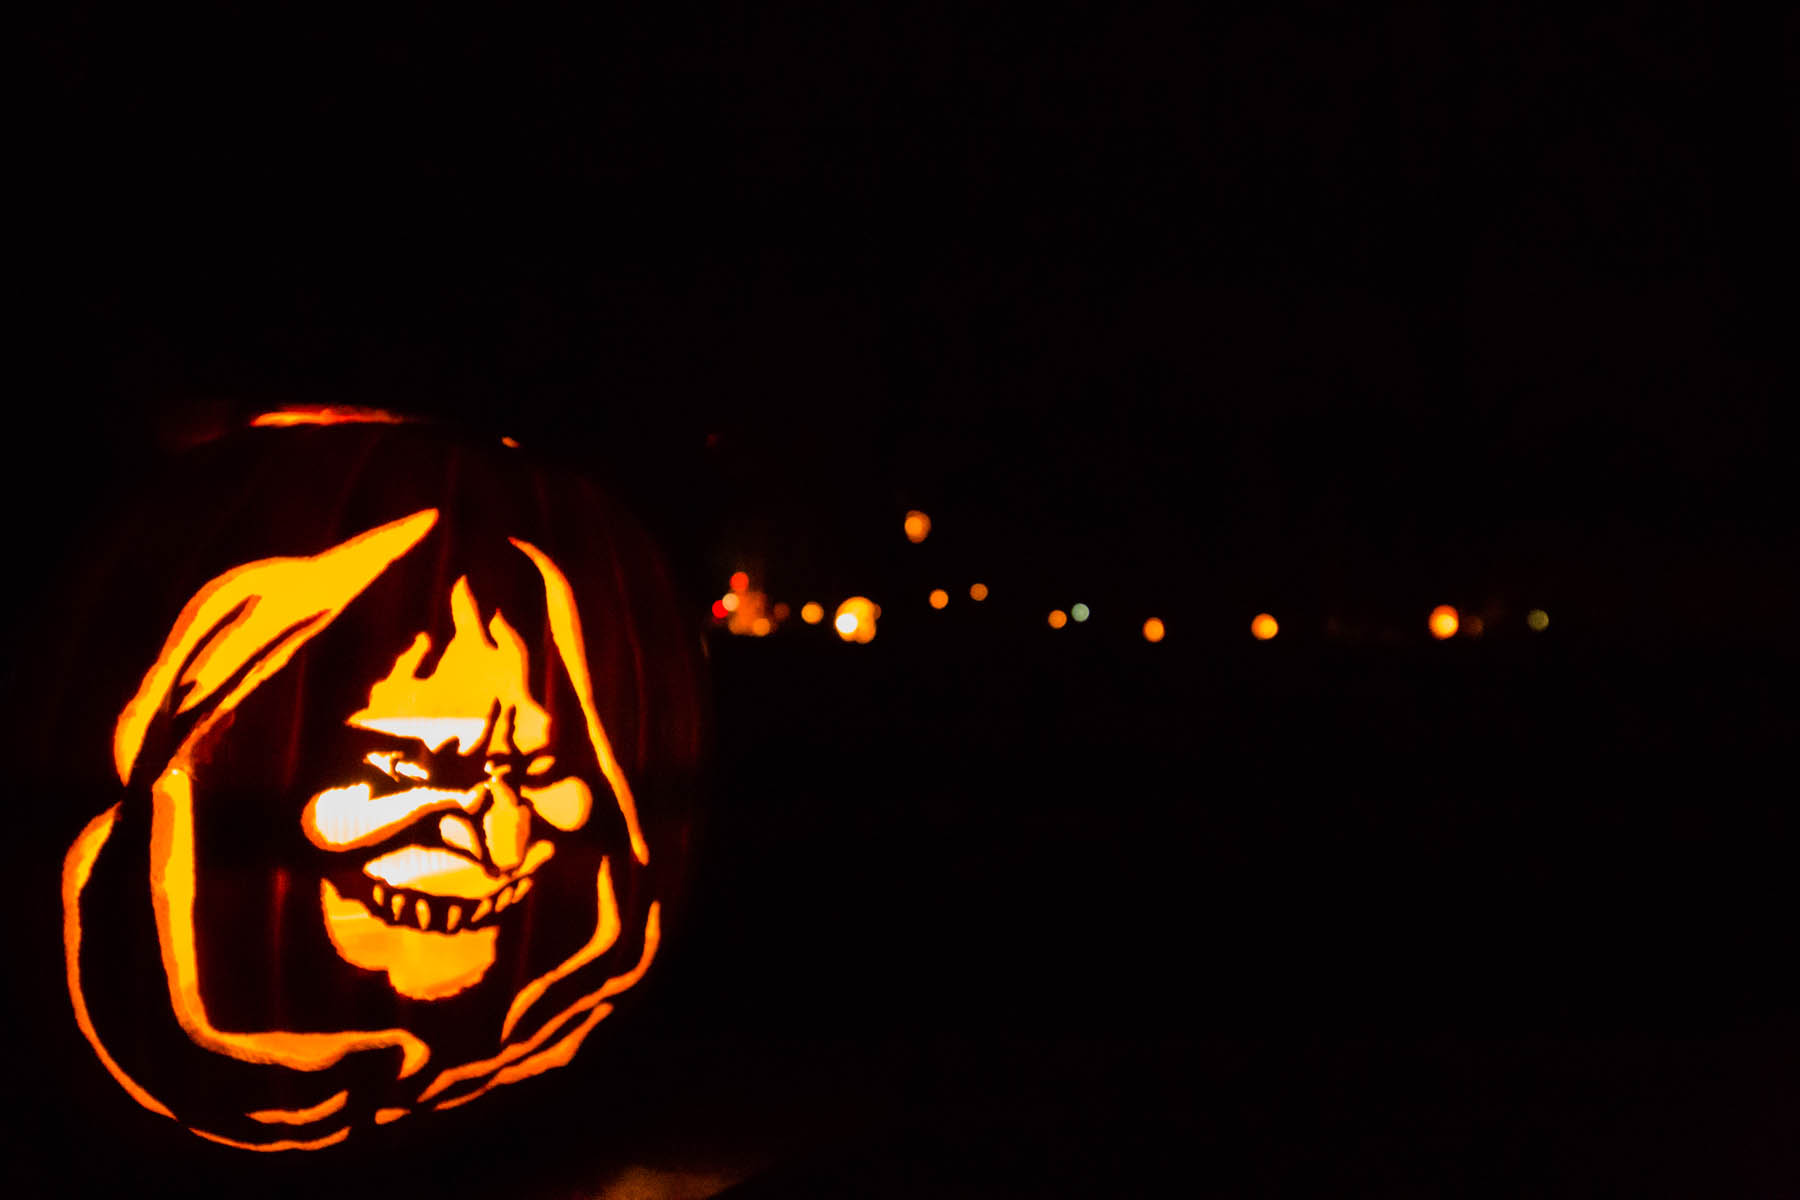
[478,775,531,872]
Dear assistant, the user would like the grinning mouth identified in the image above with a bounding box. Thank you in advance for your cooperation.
[339,871,536,934]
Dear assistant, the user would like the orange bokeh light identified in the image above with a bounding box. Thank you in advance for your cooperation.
[1250,613,1278,641]
[1429,605,1460,640]
[729,571,749,593]
[928,589,949,609]
[834,597,878,643]
[969,582,988,601]
[1047,609,1068,630]
[800,602,824,625]
[1142,617,1165,643]
[903,511,931,543]
[720,592,740,613]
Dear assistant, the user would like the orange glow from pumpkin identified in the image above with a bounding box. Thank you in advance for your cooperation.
[192,1126,351,1152]
[347,576,553,757]
[499,858,622,1039]
[418,902,658,1112]
[800,602,824,625]
[510,535,650,862]
[1429,605,1460,639]
[903,511,931,543]
[151,765,433,1080]
[1048,609,1068,629]
[113,510,442,784]
[929,589,949,609]
[969,582,989,601]
[64,804,175,1120]
[247,1091,349,1126]
[250,406,408,427]
[1250,613,1279,640]
[72,511,659,1148]
[1143,617,1166,643]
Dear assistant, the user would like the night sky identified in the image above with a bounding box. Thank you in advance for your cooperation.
[13,6,1797,1196]
[21,7,1791,646]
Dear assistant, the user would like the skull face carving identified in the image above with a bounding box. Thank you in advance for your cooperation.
[64,506,664,1150]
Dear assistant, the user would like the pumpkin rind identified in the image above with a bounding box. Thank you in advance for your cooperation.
[52,418,704,1150]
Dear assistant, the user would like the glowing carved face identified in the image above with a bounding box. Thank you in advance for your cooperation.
[301,577,598,1000]
[65,509,660,1150]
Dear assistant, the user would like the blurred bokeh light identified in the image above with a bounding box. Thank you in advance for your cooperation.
[727,588,773,636]
[1527,609,1550,632]
[929,589,949,609]
[1070,603,1090,623]
[969,582,989,601]
[1048,609,1068,630]
[801,602,824,625]
[1429,605,1460,640]
[835,597,879,643]
[903,510,931,544]
[1143,617,1166,643]
[1250,613,1279,640]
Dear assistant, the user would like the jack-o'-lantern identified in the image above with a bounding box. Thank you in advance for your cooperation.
[44,410,705,1152]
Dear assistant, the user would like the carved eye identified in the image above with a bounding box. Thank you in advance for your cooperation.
[525,755,556,778]
[364,751,429,782]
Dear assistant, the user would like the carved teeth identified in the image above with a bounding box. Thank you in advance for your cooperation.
[359,879,535,932]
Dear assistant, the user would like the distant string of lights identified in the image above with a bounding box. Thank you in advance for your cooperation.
[709,509,1552,645]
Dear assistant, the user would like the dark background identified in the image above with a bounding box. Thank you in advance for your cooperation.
[12,5,1798,1196]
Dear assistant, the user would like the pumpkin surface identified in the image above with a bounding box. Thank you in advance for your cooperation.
[46,414,705,1151]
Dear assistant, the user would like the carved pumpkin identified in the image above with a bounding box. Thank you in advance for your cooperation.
[47,412,705,1151]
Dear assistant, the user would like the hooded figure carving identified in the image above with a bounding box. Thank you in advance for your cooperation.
[63,506,661,1150]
